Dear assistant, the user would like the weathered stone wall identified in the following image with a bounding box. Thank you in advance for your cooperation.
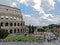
[0,5,26,34]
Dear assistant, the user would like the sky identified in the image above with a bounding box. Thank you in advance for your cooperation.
[0,0,60,26]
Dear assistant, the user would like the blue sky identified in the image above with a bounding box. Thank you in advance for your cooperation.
[0,0,60,26]
[45,0,60,15]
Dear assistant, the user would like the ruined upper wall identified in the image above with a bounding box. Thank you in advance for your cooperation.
[0,4,22,16]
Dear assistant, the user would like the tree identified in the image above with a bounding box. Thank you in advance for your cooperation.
[48,24,57,29]
[0,29,9,39]
[29,25,32,34]
[42,26,48,32]
[37,28,46,32]
[27,25,36,34]
[31,25,34,34]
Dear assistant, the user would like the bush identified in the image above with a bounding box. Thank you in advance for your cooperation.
[0,29,9,39]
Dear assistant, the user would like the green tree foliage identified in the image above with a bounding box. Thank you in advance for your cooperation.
[26,23,60,35]
[31,25,35,34]
[0,29,9,39]
[48,24,58,29]
[37,28,46,32]
[42,26,49,31]
[29,25,32,33]
[26,25,36,34]
[47,24,60,36]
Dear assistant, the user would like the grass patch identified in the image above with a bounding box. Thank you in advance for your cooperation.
[5,36,44,41]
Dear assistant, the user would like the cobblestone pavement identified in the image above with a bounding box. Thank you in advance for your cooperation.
[0,40,60,45]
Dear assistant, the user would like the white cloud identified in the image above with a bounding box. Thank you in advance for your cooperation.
[17,0,28,6]
[0,0,55,10]
[0,0,17,7]
[10,2,17,7]
[23,14,60,26]
[0,0,58,26]
[17,0,55,11]
[0,0,55,12]
[23,14,40,26]
[41,0,55,11]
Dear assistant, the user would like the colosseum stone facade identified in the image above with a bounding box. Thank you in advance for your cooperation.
[0,5,26,34]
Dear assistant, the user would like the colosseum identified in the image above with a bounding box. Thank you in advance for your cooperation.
[0,5,26,34]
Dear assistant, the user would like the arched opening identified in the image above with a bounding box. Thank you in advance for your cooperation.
[10,29,12,33]
[21,23,22,26]
[17,29,19,33]
[18,23,19,26]
[1,22,3,26]
[10,23,13,26]
[21,29,22,33]
[14,29,16,33]
[5,22,8,26]
[5,16,8,19]
[1,16,4,19]
[14,23,16,26]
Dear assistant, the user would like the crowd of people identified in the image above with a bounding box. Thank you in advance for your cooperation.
[44,32,58,42]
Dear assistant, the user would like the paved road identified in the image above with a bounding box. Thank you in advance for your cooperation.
[43,40,60,45]
[0,40,60,45]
